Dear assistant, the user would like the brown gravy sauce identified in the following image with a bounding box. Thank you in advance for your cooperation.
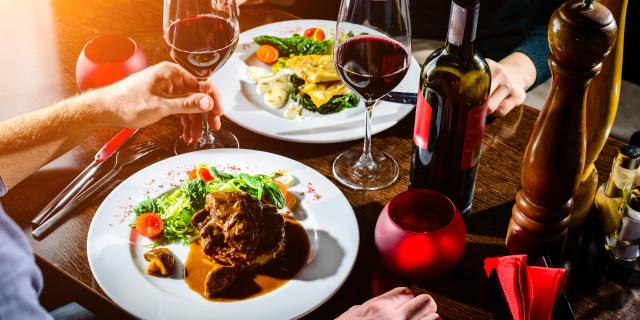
[184,217,310,301]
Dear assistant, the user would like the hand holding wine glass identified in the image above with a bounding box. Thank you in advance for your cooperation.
[333,0,411,190]
[163,0,240,153]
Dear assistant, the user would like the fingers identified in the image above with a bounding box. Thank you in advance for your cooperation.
[154,62,199,94]
[180,115,191,143]
[399,294,438,319]
[208,112,222,131]
[494,96,523,117]
[164,93,214,116]
[420,313,441,320]
[190,113,202,144]
[485,59,499,93]
[205,80,225,117]
[363,287,415,310]
[486,86,509,114]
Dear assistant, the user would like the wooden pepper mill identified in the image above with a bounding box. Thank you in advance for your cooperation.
[570,0,628,227]
[505,0,617,256]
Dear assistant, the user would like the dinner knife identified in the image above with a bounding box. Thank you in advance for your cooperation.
[381,91,417,105]
[31,128,139,226]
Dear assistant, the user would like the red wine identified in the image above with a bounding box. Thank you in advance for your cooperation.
[165,14,238,79]
[409,0,490,214]
[335,35,409,101]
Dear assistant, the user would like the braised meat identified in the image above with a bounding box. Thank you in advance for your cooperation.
[189,191,285,297]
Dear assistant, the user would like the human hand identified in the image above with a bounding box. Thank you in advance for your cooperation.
[336,287,440,320]
[94,61,223,144]
[486,52,536,116]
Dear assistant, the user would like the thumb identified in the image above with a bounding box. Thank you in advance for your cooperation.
[166,93,214,115]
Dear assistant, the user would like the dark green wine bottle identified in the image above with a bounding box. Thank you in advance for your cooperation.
[409,0,491,215]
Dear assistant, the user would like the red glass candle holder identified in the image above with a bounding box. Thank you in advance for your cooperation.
[76,35,148,91]
[375,189,466,281]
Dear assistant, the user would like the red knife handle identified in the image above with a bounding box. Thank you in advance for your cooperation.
[95,128,138,162]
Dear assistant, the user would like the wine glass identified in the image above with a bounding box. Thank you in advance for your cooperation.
[163,0,240,154]
[333,0,411,190]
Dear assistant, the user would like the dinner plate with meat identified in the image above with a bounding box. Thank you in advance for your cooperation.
[87,149,359,319]
[216,19,421,143]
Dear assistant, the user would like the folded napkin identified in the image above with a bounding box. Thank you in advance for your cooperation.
[484,255,567,320]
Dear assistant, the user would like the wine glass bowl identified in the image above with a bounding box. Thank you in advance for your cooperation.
[163,0,240,153]
[333,0,411,190]
[374,189,466,281]
[75,35,148,92]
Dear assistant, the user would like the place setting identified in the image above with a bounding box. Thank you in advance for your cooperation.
[5,0,636,319]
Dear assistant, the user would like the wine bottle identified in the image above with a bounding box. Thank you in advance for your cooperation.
[409,0,490,215]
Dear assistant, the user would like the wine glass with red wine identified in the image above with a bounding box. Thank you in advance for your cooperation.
[333,0,411,190]
[163,0,240,154]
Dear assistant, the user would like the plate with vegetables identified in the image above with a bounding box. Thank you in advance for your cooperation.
[87,149,358,320]
[214,19,421,143]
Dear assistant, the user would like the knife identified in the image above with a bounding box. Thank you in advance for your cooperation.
[381,91,417,105]
[31,128,139,226]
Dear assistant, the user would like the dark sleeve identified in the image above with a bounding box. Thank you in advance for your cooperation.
[513,23,550,89]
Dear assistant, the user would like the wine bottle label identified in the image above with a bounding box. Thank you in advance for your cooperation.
[414,90,433,149]
[460,102,488,169]
[447,1,479,46]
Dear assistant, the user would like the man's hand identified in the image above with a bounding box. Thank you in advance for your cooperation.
[486,52,536,116]
[336,287,440,320]
[95,62,224,144]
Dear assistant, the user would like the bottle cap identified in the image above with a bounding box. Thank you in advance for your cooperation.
[616,145,640,170]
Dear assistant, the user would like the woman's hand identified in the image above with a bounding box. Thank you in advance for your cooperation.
[336,287,440,320]
[94,62,224,143]
[486,52,536,117]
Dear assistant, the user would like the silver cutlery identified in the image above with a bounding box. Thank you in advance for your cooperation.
[31,128,139,226]
[32,141,164,239]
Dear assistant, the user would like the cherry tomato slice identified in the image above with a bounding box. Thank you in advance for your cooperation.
[135,213,164,239]
[256,44,279,64]
[188,169,197,180]
[199,167,214,181]
[303,28,325,41]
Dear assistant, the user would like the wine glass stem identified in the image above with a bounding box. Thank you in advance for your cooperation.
[197,77,215,147]
[358,100,377,170]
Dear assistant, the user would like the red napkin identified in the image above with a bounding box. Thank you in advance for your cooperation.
[484,255,567,320]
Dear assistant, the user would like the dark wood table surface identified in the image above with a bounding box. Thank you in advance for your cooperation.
[1,1,639,319]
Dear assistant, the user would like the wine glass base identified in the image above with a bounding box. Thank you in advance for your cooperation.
[332,148,399,191]
[173,129,239,155]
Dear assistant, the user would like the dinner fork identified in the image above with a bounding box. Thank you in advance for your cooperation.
[32,142,165,239]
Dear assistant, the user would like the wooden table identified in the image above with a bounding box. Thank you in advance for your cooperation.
[1,1,638,319]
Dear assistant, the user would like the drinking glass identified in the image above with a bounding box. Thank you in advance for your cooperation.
[76,35,148,92]
[333,0,411,190]
[374,189,466,281]
[163,0,240,154]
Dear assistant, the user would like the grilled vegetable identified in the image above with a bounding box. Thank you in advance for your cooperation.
[144,248,176,276]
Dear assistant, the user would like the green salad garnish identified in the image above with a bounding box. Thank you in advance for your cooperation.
[254,34,332,56]
[131,164,288,245]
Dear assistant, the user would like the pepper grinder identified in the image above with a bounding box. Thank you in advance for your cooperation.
[505,0,617,256]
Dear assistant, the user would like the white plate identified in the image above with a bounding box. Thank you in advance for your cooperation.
[87,149,359,320]
[215,19,420,144]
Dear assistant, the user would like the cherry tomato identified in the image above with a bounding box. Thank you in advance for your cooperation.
[198,167,214,181]
[188,169,197,180]
[135,213,164,238]
[303,28,325,41]
[256,44,279,64]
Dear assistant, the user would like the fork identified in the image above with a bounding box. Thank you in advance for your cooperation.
[32,142,164,239]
